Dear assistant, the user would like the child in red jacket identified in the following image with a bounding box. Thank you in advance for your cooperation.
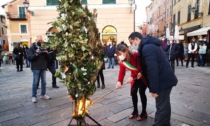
[116,44,148,121]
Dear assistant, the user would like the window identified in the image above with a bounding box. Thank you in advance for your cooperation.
[3,40,6,45]
[103,0,116,4]
[82,0,87,4]
[174,0,176,5]
[19,7,26,19]
[47,0,58,5]
[187,5,191,21]
[20,25,27,34]
[173,14,176,25]
[1,27,4,35]
[178,11,180,24]
[208,2,210,15]
[194,0,199,19]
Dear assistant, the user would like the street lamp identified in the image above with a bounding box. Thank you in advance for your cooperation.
[23,0,34,16]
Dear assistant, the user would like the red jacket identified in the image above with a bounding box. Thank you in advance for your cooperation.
[118,52,147,87]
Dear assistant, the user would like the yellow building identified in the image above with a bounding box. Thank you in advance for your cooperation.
[2,0,31,51]
[173,0,210,41]
[0,15,8,51]
[27,0,135,45]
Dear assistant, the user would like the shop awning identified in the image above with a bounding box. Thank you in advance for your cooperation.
[187,26,210,37]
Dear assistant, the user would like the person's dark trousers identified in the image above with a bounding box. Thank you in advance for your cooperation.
[153,87,172,126]
[202,54,206,66]
[131,79,147,116]
[16,59,23,71]
[96,68,105,89]
[169,60,175,72]
[186,53,195,67]
[47,63,58,88]
[197,54,200,66]
[176,57,183,66]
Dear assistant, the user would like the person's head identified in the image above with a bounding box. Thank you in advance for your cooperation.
[116,44,132,62]
[23,44,27,48]
[198,35,203,40]
[36,35,43,46]
[169,36,174,44]
[203,37,207,41]
[16,43,21,48]
[192,37,196,43]
[128,32,143,46]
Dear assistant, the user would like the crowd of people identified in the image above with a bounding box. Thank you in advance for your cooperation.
[104,32,209,126]
[1,32,210,126]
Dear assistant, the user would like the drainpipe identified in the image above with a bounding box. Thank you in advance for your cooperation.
[134,0,136,32]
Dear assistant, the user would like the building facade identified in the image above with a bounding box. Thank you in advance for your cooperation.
[2,0,31,51]
[0,15,8,51]
[146,0,173,37]
[173,0,210,42]
[28,0,135,45]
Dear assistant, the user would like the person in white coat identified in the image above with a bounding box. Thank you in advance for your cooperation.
[186,38,198,68]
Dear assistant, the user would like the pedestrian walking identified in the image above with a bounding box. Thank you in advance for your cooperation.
[27,35,51,103]
[116,44,148,121]
[96,46,106,89]
[23,44,30,68]
[128,32,177,126]
[164,37,179,72]
[13,43,24,72]
[105,41,116,69]
[47,47,59,88]
[176,40,184,66]
[186,38,198,68]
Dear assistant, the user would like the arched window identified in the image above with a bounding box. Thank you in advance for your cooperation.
[102,25,117,46]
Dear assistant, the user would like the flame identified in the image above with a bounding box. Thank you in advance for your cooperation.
[72,96,92,117]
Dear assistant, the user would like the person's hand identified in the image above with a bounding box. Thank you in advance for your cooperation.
[116,81,122,89]
[151,93,158,98]
[137,73,142,79]
[126,77,133,83]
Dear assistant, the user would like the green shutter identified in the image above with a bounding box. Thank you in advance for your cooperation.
[103,0,116,4]
[47,0,58,5]
[47,0,52,5]
[82,0,87,4]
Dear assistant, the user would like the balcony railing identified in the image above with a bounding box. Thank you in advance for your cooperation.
[6,13,27,20]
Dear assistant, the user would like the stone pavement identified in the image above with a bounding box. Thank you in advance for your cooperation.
[0,62,210,126]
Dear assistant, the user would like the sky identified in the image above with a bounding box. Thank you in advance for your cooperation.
[0,0,152,25]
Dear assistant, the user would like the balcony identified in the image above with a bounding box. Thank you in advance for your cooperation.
[6,12,27,20]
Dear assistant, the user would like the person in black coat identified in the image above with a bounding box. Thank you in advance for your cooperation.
[129,32,178,126]
[13,43,24,72]
[105,41,116,69]
[164,38,179,72]
[23,44,30,68]
[176,40,184,66]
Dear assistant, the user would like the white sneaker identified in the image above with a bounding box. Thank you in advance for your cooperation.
[32,97,37,103]
[41,95,51,100]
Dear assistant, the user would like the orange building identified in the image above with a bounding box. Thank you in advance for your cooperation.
[2,0,31,51]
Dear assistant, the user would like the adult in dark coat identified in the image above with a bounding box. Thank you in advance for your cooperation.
[105,41,116,69]
[23,44,30,68]
[164,39,179,72]
[13,43,24,72]
[129,32,178,126]
[176,41,184,66]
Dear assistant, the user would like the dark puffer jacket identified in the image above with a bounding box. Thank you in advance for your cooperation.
[27,43,49,70]
[138,36,178,93]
